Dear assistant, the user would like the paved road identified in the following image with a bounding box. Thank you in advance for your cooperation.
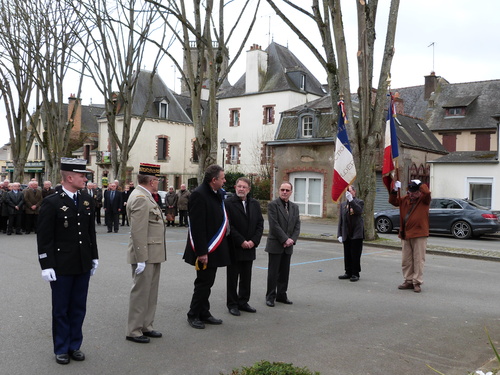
[1,225,499,375]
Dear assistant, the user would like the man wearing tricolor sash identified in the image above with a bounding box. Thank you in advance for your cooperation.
[183,165,231,329]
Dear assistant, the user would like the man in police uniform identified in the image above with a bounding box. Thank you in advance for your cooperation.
[37,158,99,365]
[126,163,167,343]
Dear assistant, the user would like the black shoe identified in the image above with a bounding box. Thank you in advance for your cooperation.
[276,298,293,305]
[69,349,85,361]
[107,230,112,233]
[143,330,162,338]
[338,274,351,280]
[25,231,31,235]
[228,308,241,316]
[203,316,223,325]
[7,232,11,235]
[126,335,150,343]
[55,354,70,365]
[187,317,205,329]
[350,275,360,282]
[239,303,257,313]
[266,300,275,307]
[114,230,118,233]
[15,231,22,235]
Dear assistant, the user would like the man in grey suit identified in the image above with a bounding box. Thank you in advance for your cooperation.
[337,185,364,282]
[265,181,300,307]
[125,163,166,344]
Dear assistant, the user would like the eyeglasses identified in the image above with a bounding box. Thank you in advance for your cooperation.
[280,189,291,192]
[152,178,164,183]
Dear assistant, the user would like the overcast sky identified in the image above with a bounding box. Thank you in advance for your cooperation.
[1,0,499,147]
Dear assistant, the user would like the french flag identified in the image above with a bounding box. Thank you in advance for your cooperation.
[382,94,399,192]
[331,100,356,203]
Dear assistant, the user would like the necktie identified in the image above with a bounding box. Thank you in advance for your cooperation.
[285,202,289,214]
[73,194,78,206]
[110,191,115,201]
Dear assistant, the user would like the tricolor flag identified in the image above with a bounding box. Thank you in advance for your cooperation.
[331,100,356,203]
[382,93,399,192]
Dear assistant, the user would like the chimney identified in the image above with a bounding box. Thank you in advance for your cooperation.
[424,72,437,101]
[245,44,267,94]
[68,94,82,136]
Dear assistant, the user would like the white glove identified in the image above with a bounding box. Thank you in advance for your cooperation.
[345,191,353,202]
[411,179,421,185]
[41,268,57,282]
[90,259,99,276]
[394,181,401,191]
[135,262,146,275]
[338,236,343,243]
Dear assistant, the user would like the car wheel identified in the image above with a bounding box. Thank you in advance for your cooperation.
[452,220,472,239]
[376,216,393,233]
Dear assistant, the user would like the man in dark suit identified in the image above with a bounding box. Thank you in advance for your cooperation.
[94,184,103,225]
[337,185,364,282]
[42,180,56,198]
[37,158,98,365]
[225,177,263,316]
[265,181,300,307]
[5,182,24,235]
[104,182,123,233]
[183,165,231,329]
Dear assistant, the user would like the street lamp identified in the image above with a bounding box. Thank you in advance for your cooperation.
[220,138,227,168]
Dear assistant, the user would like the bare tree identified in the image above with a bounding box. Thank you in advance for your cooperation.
[69,0,165,186]
[147,0,261,183]
[0,0,40,182]
[266,0,400,239]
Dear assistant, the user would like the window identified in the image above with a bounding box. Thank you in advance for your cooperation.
[442,133,457,152]
[468,177,493,208]
[446,107,464,117]
[263,105,275,125]
[475,132,491,151]
[302,116,313,137]
[229,108,240,127]
[300,74,306,90]
[159,102,168,118]
[157,136,169,161]
[261,143,271,165]
[229,144,240,164]
[83,145,91,164]
[191,139,199,163]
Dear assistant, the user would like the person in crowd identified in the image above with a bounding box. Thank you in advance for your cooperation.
[5,182,24,235]
[121,184,131,226]
[337,185,365,282]
[0,181,9,233]
[183,165,231,329]
[94,183,103,225]
[177,183,190,227]
[165,186,178,227]
[225,177,264,316]
[265,181,300,307]
[23,180,43,234]
[126,163,166,344]
[42,180,56,198]
[37,158,98,365]
[104,182,123,233]
[389,179,431,293]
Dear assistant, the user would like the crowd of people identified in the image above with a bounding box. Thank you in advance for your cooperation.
[2,160,431,365]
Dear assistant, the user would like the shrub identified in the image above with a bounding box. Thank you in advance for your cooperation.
[222,360,320,375]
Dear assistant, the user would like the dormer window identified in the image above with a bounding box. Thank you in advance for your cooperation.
[302,116,313,137]
[446,107,464,117]
[300,74,306,90]
[159,102,168,118]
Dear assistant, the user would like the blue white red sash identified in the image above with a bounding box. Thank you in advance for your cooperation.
[189,201,228,254]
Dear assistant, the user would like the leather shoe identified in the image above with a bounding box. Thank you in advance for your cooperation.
[398,282,414,290]
[239,303,257,313]
[55,354,70,365]
[203,316,223,325]
[126,335,150,343]
[276,298,293,305]
[350,275,360,282]
[143,330,162,338]
[187,317,205,329]
[414,284,422,293]
[338,273,351,280]
[69,349,85,361]
[266,300,275,307]
[229,308,241,316]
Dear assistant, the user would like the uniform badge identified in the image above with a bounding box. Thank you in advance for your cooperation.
[83,200,89,206]
[60,206,69,211]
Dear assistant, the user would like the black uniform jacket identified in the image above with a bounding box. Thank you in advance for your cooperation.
[183,182,230,268]
[37,187,98,275]
[225,194,264,262]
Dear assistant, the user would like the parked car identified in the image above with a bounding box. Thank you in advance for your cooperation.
[374,198,500,239]
[157,190,167,206]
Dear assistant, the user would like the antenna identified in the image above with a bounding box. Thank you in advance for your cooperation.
[268,15,271,46]
[428,42,435,72]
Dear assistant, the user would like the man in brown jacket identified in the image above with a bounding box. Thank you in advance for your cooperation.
[389,179,431,293]
[24,180,43,234]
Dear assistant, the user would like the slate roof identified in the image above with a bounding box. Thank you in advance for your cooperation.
[272,94,447,155]
[130,70,194,124]
[424,79,500,132]
[218,42,325,98]
[61,103,104,134]
[428,151,498,164]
